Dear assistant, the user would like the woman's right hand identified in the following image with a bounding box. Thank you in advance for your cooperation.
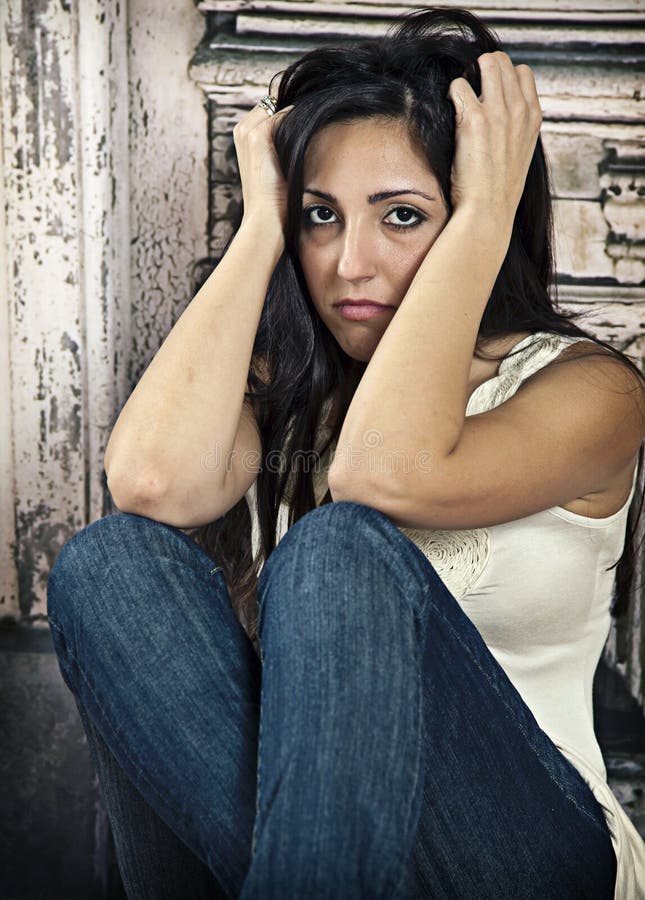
[233,101,294,233]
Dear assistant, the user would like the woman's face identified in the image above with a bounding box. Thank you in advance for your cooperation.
[298,116,449,363]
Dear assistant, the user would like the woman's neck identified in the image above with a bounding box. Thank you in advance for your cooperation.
[326,360,365,430]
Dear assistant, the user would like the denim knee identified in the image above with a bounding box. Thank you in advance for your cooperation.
[256,500,442,627]
[47,512,225,694]
[47,512,219,641]
[49,514,145,620]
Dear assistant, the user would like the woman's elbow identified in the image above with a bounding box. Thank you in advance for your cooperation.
[105,460,168,517]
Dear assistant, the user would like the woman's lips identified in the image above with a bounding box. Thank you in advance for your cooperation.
[335,302,395,321]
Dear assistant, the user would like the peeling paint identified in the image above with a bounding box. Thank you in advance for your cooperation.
[15,500,74,616]
[1,0,207,623]
[599,144,645,283]
[61,331,80,370]
[49,395,59,432]
[4,1,74,171]
[127,4,208,383]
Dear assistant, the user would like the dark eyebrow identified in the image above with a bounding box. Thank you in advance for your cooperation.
[303,188,438,204]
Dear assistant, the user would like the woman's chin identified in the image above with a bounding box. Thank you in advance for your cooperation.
[336,333,383,364]
[342,346,374,364]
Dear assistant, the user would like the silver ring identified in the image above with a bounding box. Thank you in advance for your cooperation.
[259,95,277,116]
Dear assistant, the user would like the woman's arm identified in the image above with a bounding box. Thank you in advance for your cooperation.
[105,103,290,527]
[328,54,645,527]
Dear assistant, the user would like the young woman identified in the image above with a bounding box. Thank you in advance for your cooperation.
[47,7,645,898]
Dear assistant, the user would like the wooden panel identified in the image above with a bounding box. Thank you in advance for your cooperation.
[558,289,645,344]
[0,77,18,618]
[0,0,135,622]
[209,105,243,256]
[235,13,644,46]
[0,0,208,623]
[200,0,644,21]
[77,0,131,528]
[0,0,87,621]
[127,0,209,385]
[193,48,644,125]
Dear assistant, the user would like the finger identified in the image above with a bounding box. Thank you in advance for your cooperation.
[247,97,287,122]
[494,52,526,109]
[234,102,275,137]
[476,52,506,106]
[515,64,542,122]
[448,76,480,123]
[269,103,294,129]
[273,103,294,116]
[252,99,276,116]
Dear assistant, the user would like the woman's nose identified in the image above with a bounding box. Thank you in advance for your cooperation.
[336,225,377,282]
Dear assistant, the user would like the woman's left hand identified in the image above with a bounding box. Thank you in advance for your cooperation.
[448,52,543,229]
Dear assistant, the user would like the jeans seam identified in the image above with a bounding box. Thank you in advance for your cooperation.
[47,614,202,844]
[428,599,610,839]
[389,607,427,900]
[250,663,265,858]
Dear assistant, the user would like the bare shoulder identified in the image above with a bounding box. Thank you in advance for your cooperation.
[525,337,645,516]
[534,337,645,420]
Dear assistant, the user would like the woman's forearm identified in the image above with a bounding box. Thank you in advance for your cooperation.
[329,207,511,486]
[105,215,283,509]
[330,54,542,494]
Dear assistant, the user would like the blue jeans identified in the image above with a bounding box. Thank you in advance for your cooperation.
[46,502,616,899]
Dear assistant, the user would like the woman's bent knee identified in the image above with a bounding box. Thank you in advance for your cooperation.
[259,500,448,613]
[46,512,220,631]
[48,514,152,617]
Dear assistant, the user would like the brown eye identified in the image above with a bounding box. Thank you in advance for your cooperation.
[385,206,423,228]
[304,205,338,227]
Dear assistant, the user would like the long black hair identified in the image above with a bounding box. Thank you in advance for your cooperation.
[188,7,645,650]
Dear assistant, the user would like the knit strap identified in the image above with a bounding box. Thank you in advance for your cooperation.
[466,332,595,417]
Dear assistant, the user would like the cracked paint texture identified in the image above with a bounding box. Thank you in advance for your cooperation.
[0,0,207,620]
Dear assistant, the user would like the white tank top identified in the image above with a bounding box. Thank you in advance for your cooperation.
[249,331,645,896]
[394,332,645,898]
